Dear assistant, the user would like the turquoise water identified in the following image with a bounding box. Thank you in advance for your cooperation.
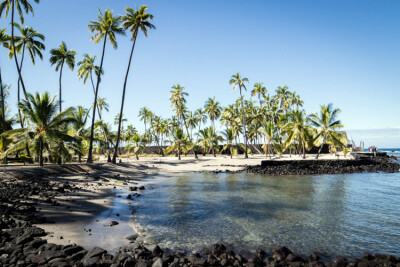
[132,170,400,258]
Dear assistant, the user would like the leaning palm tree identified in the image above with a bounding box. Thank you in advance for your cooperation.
[49,41,76,113]
[86,8,125,163]
[0,0,39,102]
[2,92,77,166]
[10,23,45,127]
[229,73,249,158]
[309,103,347,159]
[113,5,155,163]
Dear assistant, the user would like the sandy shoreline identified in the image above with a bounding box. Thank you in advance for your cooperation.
[1,154,354,251]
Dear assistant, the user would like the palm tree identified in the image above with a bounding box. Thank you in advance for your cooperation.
[194,108,207,143]
[0,0,39,103]
[10,23,45,127]
[49,41,76,113]
[113,5,155,163]
[276,85,291,113]
[70,106,89,162]
[2,92,77,166]
[76,54,114,160]
[204,97,221,157]
[126,133,146,160]
[86,8,125,163]
[169,84,188,126]
[258,121,276,159]
[309,103,347,159]
[282,110,312,159]
[165,127,190,160]
[197,127,212,156]
[221,128,236,158]
[229,73,249,158]
[251,82,267,108]
[0,27,10,128]
[0,83,13,164]
[139,107,152,132]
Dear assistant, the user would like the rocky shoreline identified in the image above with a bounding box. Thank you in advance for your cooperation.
[1,165,400,266]
[244,154,400,175]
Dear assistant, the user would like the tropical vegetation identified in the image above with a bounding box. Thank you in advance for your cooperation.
[0,2,349,165]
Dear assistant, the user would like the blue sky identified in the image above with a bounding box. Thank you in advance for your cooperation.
[1,0,399,147]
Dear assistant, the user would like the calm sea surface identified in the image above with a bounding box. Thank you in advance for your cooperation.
[132,154,400,258]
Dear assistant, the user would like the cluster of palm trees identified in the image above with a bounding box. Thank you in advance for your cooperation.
[0,0,155,165]
[129,79,347,161]
[0,1,348,166]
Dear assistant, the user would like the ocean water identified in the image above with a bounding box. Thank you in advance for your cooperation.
[132,170,400,258]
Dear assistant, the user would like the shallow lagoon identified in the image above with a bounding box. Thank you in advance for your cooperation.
[132,171,400,258]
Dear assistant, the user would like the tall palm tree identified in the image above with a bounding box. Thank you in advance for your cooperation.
[282,110,312,159]
[0,27,10,128]
[0,0,39,101]
[251,82,267,108]
[139,107,152,132]
[169,84,188,126]
[86,8,124,163]
[309,103,347,159]
[204,97,221,157]
[229,73,249,158]
[11,23,45,127]
[2,92,77,166]
[77,54,113,159]
[49,41,76,113]
[0,83,13,164]
[276,85,291,112]
[113,5,155,163]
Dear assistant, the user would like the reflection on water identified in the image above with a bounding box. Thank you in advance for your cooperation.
[133,172,400,258]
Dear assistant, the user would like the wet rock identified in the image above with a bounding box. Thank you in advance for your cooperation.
[152,245,163,257]
[108,220,119,227]
[86,247,107,259]
[152,257,169,267]
[126,234,139,242]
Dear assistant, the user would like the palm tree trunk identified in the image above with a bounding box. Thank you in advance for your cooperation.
[0,67,5,128]
[113,30,138,164]
[211,120,215,157]
[268,140,271,160]
[178,143,181,160]
[316,138,325,159]
[87,36,107,163]
[181,113,198,159]
[16,43,26,129]
[89,75,112,162]
[39,139,44,166]
[239,87,248,158]
[11,1,28,99]
[0,68,7,165]
[11,7,32,161]
[59,61,64,113]
[302,141,306,159]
